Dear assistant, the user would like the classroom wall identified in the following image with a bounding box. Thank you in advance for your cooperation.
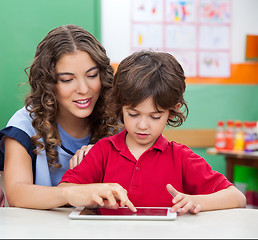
[101,0,258,63]
[101,0,258,190]
[0,0,257,191]
[0,0,101,129]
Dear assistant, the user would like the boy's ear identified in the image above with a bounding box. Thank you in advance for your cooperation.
[175,103,181,110]
[168,103,181,120]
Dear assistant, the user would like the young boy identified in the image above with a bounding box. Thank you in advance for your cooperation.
[59,51,246,214]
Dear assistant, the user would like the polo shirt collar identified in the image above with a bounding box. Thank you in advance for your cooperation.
[154,133,169,151]
[110,129,169,153]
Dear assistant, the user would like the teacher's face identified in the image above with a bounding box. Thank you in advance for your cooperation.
[55,50,101,121]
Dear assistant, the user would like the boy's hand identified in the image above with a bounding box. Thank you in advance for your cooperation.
[166,184,201,214]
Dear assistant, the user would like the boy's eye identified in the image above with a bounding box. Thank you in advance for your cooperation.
[151,116,161,120]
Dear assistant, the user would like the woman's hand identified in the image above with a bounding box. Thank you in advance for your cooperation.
[69,144,94,169]
[166,184,201,214]
[60,182,137,212]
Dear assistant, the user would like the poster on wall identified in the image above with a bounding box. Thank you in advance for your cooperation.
[131,0,231,78]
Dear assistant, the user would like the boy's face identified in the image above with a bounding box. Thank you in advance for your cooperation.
[122,97,170,151]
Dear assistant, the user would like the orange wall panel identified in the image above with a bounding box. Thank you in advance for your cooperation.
[111,63,258,85]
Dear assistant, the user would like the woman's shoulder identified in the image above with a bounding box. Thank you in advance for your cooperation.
[4,106,35,136]
[7,107,31,125]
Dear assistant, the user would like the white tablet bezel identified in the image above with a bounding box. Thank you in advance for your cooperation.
[69,207,177,221]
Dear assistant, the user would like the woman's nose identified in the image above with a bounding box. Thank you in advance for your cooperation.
[76,78,89,94]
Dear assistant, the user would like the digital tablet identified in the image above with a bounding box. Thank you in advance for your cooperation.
[69,207,177,221]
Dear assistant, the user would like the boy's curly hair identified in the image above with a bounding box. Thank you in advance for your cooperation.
[106,50,188,132]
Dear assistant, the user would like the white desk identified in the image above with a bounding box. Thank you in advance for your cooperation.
[0,207,257,238]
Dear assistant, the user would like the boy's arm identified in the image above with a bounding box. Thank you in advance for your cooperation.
[167,184,246,214]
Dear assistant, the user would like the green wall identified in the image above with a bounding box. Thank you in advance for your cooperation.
[182,84,258,191]
[163,84,258,181]
[0,0,101,129]
[184,85,258,128]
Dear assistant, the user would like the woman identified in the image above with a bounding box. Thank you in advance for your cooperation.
[0,188,4,207]
[0,25,133,210]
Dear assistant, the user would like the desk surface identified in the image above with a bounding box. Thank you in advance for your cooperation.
[207,147,258,183]
[207,147,258,160]
[0,207,257,238]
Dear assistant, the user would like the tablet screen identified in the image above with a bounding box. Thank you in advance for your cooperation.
[80,207,170,216]
[70,207,177,220]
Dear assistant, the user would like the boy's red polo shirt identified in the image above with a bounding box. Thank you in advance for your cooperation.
[60,130,232,207]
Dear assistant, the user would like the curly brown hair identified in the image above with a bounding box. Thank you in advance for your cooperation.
[106,50,188,131]
[25,24,114,168]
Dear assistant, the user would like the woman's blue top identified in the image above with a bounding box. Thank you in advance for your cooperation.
[0,107,91,186]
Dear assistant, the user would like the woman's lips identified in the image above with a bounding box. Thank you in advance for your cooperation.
[73,98,92,109]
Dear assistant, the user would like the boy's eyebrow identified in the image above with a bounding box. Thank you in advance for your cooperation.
[57,66,98,76]
[126,107,165,114]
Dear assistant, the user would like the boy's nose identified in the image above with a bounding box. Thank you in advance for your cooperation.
[137,118,149,130]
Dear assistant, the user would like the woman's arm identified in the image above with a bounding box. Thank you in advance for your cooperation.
[166,184,246,214]
[58,182,136,212]
[4,137,136,211]
[4,137,68,209]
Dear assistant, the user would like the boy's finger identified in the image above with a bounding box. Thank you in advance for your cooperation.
[192,204,201,214]
[166,184,178,197]
[170,202,182,213]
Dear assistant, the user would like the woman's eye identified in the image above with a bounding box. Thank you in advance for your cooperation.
[129,113,138,118]
[59,79,72,83]
[87,73,98,78]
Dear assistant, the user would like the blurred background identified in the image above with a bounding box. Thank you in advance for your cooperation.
[0,0,257,206]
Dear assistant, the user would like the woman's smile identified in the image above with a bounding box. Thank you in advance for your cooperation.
[73,98,92,109]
